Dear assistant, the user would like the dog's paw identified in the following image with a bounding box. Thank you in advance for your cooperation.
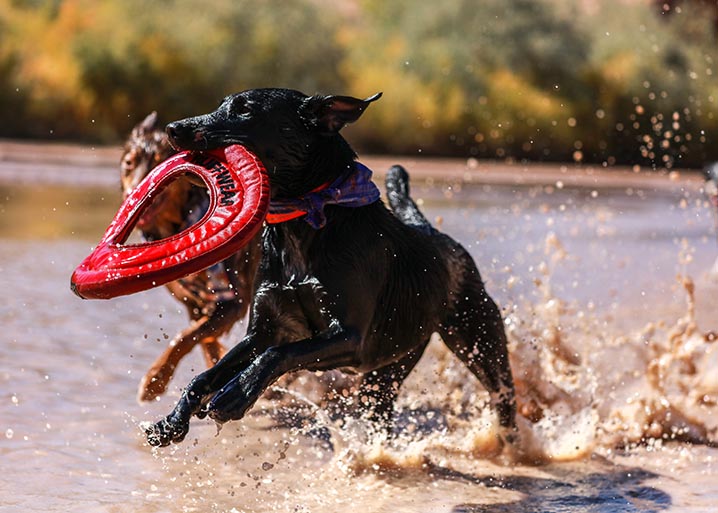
[206,352,279,423]
[145,415,189,447]
[205,383,252,424]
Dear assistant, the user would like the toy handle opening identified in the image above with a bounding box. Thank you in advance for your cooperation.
[71,145,269,299]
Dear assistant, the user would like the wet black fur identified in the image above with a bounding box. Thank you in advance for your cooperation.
[146,88,517,447]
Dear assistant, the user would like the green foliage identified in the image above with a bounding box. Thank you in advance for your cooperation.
[0,0,345,141]
[344,0,718,167]
[1,0,717,167]
[575,0,718,167]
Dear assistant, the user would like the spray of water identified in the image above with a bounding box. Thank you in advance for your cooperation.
[245,233,718,473]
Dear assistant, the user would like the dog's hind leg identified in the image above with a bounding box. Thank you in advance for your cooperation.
[358,343,428,426]
[438,280,518,445]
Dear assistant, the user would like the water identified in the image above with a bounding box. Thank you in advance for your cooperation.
[1,153,717,512]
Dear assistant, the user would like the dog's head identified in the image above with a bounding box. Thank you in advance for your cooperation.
[120,111,176,198]
[165,88,381,196]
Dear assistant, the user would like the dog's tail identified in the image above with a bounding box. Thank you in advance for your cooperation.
[385,165,434,235]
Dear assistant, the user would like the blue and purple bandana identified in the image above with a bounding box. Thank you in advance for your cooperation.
[266,163,380,229]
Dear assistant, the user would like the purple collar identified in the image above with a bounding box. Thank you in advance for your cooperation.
[266,163,380,229]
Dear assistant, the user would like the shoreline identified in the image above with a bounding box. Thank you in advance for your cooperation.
[0,138,705,192]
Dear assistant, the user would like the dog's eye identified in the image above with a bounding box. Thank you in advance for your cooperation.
[121,151,138,173]
[229,98,251,116]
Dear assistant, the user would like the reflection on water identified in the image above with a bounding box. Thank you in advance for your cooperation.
[0,184,120,240]
[1,170,717,512]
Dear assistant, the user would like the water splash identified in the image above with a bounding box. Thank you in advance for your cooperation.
[259,233,717,471]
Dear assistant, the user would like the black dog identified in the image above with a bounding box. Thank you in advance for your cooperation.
[145,88,518,448]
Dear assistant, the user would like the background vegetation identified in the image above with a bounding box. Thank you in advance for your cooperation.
[1,0,717,168]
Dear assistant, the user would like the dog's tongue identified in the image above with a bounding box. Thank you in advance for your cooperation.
[70,145,269,300]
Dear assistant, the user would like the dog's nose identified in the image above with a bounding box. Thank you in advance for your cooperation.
[166,122,205,149]
[165,122,181,142]
[165,122,196,149]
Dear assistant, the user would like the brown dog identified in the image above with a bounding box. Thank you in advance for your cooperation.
[120,112,261,401]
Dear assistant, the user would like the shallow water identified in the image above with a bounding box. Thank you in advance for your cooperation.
[1,160,718,512]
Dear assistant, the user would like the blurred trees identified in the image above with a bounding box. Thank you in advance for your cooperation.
[344,0,718,168]
[0,0,345,140]
[341,0,590,160]
[1,0,717,168]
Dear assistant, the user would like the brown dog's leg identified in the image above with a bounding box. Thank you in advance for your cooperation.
[139,300,245,402]
[199,337,226,367]
[138,315,225,402]
[138,322,206,402]
[164,280,204,321]
[196,299,248,368]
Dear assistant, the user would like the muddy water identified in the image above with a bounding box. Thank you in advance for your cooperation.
[1,160,718,512]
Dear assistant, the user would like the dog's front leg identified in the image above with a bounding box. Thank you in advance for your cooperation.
[145,332,266,447]
[203,328,361,425]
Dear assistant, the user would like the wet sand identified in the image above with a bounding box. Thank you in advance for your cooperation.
[0,139,703,190]
[1,141,717,512]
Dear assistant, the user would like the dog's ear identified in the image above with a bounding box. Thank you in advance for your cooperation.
[306,93,382,134]
[137,111,159,134]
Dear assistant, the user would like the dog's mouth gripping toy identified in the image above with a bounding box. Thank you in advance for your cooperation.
[71,145,269,300]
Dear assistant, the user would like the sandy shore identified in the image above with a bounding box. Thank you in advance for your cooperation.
[0,138,705,191]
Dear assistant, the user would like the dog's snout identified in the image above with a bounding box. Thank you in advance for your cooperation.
[166,121,207,150]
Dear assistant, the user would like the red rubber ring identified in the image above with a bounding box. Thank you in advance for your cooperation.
[71,144,269,299]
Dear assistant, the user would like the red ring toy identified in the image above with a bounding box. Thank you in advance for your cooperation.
[71,145,269,300]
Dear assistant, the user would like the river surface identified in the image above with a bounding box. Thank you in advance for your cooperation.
[1,150,717,512]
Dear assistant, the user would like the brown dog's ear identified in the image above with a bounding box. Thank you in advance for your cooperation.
[137,111,159,133]
[306,92,382,134]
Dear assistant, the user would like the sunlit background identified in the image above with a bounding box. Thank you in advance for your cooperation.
[2,2,718,512]
[1,0,718,167]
